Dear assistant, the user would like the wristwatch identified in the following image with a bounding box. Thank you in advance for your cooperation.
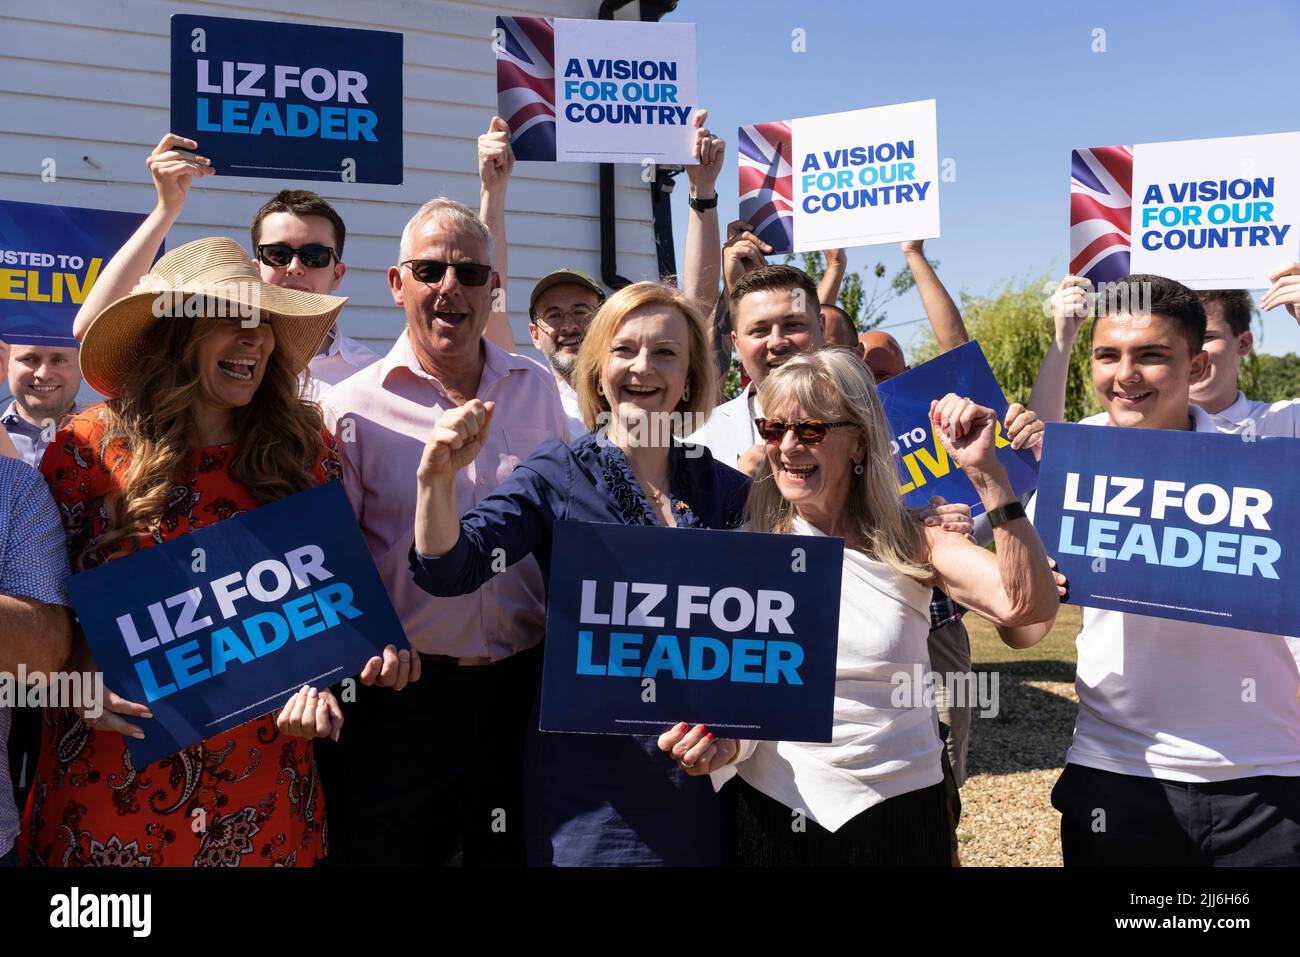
[688,192,718,212]
[985,501,1027,528]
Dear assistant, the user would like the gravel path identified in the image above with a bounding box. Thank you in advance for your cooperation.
[957,675,1079,867]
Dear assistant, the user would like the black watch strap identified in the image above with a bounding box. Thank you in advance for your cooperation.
[689,192,718,211]
[985,501,1027,528]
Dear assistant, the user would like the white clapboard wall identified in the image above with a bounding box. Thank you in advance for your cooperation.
[0,0,662,358]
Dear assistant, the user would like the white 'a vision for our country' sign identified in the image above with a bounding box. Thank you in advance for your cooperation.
[1131,131,1300,289]
[790,99,940,253]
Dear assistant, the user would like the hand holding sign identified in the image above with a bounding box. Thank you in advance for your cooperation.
[722,219,771,291]
[418,400,496,479]
[276,685,344,741]
[478,116,515,194]
[1003,402,1046,462]
[657,721,739,776]
[1262,261,1300,322]
[359,643,421,690]
[687,109,725,197]
[147,133,214,214]
[1050,276,1094,342]
[83,686,153,741]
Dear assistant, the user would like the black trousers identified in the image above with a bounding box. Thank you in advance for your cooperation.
[5,706,40,812]
[731,778,953,867]
[1052,763,1300,867]
[314,645,542,867]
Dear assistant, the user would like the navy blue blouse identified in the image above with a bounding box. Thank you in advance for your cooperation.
[410,431,750,866]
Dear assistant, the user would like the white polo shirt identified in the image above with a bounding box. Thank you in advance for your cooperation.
[1037,406,1300,783]
[1204,390,1300,438]
[685,383,762,468]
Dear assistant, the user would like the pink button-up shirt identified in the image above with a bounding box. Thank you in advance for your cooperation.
[322,331,570,659]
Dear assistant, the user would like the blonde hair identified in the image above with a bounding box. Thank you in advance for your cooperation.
[573,281,718,433]
[744,348,931,582]
[86,317,325,569]
[398,197,493,264]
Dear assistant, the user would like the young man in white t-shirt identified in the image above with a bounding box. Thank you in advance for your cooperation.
[1026,273,1300,866]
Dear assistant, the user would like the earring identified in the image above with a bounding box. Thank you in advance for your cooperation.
[853,462,864,475]
[681,382,691,403]
[597,382,605,397]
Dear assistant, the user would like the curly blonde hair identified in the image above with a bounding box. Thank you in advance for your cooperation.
[85,317,325,568]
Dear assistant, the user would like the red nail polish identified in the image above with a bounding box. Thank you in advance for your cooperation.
[707,732,714,740]
[699,725,708,735]
[679,722,688,732]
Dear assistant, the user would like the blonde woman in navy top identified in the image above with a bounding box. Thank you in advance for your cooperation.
[410,281,748,866]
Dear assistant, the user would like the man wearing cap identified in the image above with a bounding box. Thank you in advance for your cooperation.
[319,197,569,867]
[528,268,605,436]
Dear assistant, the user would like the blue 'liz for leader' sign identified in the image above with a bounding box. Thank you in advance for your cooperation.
[1032,423,1300,636]
[170,14,403,184]
[68,481,406,767]
[540,521,842,742]
[0,199,152,347]
[875,340,1039,514]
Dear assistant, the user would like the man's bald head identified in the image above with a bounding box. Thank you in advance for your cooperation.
[859,330,909,384]
[818,304,859,349]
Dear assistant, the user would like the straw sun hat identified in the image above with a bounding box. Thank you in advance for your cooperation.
[81,236,348,397]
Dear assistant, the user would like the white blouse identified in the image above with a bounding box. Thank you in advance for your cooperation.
[711,518,945,832]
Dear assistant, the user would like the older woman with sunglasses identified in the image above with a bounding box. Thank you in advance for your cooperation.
[409,281,749,867]
[658,348,1060,866]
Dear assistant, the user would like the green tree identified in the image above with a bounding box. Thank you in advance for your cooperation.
[912,272,1103,422]
[785,251,933,332]
[1241,351,1300,402]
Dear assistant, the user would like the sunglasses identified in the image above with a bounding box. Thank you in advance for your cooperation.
[256,243,338,269]
[754,417,856,446]
[400,259,493,287]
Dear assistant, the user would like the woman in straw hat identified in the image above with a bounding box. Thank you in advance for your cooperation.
[22,237,351,867]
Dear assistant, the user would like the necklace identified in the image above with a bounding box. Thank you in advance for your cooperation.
[641,477,666,505]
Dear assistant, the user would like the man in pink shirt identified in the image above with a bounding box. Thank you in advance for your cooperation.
[320,197,569,867]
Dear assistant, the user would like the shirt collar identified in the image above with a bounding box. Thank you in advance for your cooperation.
[1189,403,1218,433]
[378,330,530,395]
[1213,390,1253,425]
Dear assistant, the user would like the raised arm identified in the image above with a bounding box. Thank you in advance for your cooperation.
[412,399,558,596]
[902,239,968,352]
[682,109,724,308]
[818,248,847,306]
[924,393,1059,631]
[479,116,517,353]
[1027,276,1092,423]
[72,133,214,340]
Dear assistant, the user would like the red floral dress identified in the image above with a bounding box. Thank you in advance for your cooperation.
[21,404,340,867]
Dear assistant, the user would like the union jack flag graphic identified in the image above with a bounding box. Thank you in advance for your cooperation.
[738,122,794,254]
[1070,145,1134,284]
[495,17,556,162]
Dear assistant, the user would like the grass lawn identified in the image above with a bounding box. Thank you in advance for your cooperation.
[965,604,1081,680]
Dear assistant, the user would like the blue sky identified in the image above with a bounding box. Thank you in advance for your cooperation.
[665,0,1300,356]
